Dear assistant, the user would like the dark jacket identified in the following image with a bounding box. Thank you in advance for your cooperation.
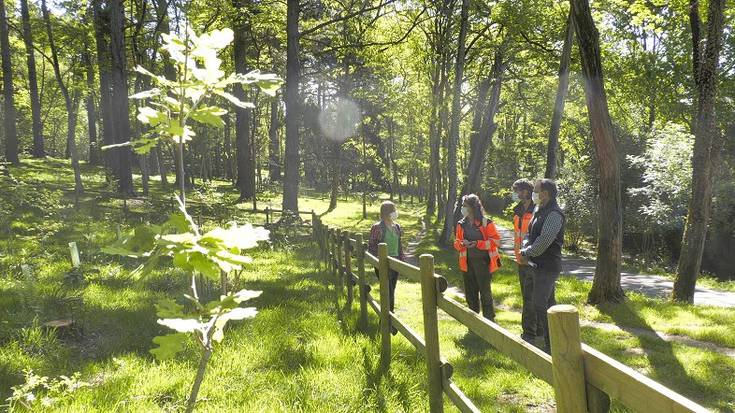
[526,199,565,272]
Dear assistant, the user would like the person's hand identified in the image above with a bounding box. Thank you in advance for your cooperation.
[467,241,477,248]
[519,255,528,266]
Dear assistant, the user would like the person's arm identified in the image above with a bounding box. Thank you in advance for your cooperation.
[453,223,465,251]
[521,212,562,257]
[368,224,381,256]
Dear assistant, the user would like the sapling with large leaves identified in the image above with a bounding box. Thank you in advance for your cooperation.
[103,27,281,412]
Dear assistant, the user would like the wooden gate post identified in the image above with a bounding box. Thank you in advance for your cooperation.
[548,305,587,413]
[265,206,270,225]
[69,242,81,268]
[419,254,443,412]
[344,231,353,308]
[378,243,391,369]
[355,233,368,327]
[336,230,344,296]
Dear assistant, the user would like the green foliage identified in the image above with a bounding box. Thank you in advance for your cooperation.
[4,370,88,411]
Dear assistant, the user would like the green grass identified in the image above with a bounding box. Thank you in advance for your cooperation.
[1,159,734,412]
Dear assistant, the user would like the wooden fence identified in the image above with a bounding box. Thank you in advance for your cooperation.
[311,217,710,413]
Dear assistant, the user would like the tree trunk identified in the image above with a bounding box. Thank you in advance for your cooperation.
[20,0,44,158]
[673,0,726,303]
[83,46,99,165]
[155,145,168,186]
[545,10,574,179]
[0,0,19,164]
[571,0,625,304]
[440,0,469,245]
[224,114,234,180]
[328,143,340,211]
[232,4,255,201]
[108,0,134,195]
[282,0,301,212]
[93,0,116,176]
[268,96,281,181]
[68,95,84,195]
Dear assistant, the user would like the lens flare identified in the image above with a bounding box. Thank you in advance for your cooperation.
[318,98,362,142]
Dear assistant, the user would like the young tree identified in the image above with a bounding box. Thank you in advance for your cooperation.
[20,0,44,158]
[544,11,574,179]
[41,0,84,194]
[673,0,727,303]
[0,0,18,165]
[571,0,625,304]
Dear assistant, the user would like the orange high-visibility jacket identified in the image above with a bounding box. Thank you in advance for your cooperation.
[513,206,534,264]
[454,217,501,273]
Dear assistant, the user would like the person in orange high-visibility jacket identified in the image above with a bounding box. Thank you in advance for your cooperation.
[454,194,501,321]
[512,179,536,342]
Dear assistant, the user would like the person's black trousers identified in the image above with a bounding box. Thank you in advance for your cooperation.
[532,267,559,350]
[462,256,495,321]
[518,265,537,341]
[374,267,399,311]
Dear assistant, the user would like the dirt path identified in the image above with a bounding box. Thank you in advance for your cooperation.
[494,225,735,308]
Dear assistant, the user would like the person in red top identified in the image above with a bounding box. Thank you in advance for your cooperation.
[454,194,501,321]
[512,179,536,342]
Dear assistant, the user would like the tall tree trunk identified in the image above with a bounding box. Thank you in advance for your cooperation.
[93,0,116,177]
[232,5,255,201]
[0,0,18,164]
[673,0,726,303]
[224,114,234,180]
[452,49,506,224]
[83,45,99,165]
[20,0,44,158]
[545,10,574,179]
[268,96,281,181]
[155,145,168,186]
[440,0,469,245]
[328,142,340,211]
[282,0,301,212]
[109,0,134,196]
[42,0,84,193]
[571,0,625,304]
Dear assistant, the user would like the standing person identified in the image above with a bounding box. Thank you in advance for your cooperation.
[520,179,565,353]
[368,201,405,319]
[453,194,501,321]
[512,179,536,343]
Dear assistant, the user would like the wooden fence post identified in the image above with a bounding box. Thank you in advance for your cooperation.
[69,242,81,268]
[548,305,587,413]
[420,254,443,413]
[336,230,344,296]
[378,243,391,369]
[355,233,368,327]
[265,207,270,225]
[344,231,353,308]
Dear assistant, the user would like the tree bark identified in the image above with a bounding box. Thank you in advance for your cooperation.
[673,0,726,303]
[83,45,99,165]
[0,0,19,164]
[108,0,135,196]
[282,0,301,212]
[20,0,44,158]
[440,0,470,245]
[571,0,625,304]
[545,10,574,179]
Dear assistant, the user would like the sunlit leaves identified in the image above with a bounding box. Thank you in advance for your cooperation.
[150,333,189,360]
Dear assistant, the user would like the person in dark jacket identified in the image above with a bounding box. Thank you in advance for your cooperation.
[520,179,565,353]
[368,201,405,315]
[512,179,536,343]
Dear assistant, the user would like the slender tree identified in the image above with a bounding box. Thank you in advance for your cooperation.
[571,0,624,304]
[268,94,280,181]
[0,0,18,164]
[673,0,727,303]
[41,0,84,194]
[232,0,255,201]
[93,0,116,175]
[440,0,469,245]
[544,10,574,179]
[20,0,44,158]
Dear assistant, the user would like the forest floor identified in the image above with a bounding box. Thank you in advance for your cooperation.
[1,159,734,412]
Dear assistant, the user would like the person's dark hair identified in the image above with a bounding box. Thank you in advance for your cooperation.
[512,179,534,195]
[380,200,396,220]
[462,194,484,221]
[538,179,558,199]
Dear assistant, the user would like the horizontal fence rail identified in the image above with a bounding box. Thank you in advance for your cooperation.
[311,218,709,413]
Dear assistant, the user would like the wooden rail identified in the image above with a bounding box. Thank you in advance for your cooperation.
[311,218,710,413]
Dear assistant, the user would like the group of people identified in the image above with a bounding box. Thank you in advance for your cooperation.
[367,178,565,352]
